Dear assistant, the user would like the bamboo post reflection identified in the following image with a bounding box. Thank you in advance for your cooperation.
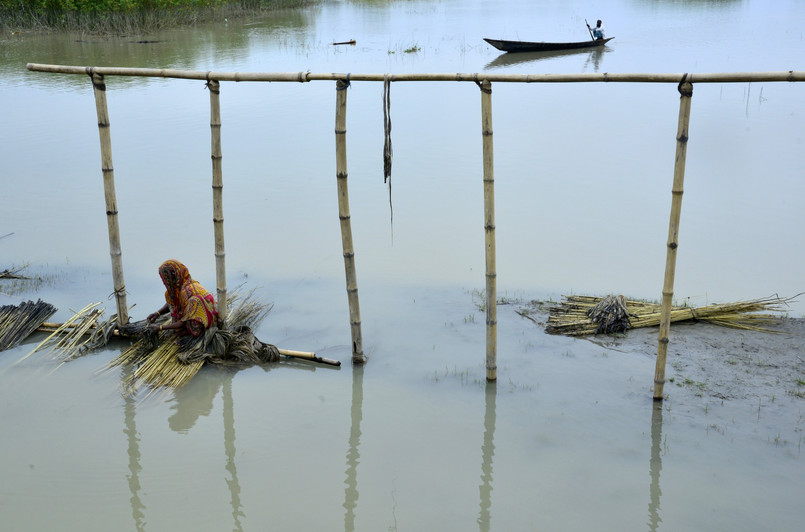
[478,381,497,532]
[343,364,364,532]
[122,365,146,532]
[222,372,244,531]
[647,401,664,531]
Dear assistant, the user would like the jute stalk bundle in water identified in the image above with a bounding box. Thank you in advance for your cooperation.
[0,299,58,351]
[104,291,338,395]
[545,294,796,336]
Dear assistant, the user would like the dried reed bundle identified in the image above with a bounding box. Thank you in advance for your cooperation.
[586,294,633,334]
[0,299,58,351]
[222,288,273,330]
[19,302,104,362]
[546,294,794,336]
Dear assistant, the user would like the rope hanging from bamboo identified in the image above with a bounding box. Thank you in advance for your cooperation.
[383,74,394,231]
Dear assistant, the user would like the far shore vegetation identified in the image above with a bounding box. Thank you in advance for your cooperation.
[1,0,319,34]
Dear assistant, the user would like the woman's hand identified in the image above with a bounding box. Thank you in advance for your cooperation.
[147,311,161,323]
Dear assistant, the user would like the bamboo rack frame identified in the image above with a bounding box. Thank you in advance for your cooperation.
[27,65,805,83]
[654,79,694,400]
[335,79,366,364]
[26,63,804,392]
[89,70,129,326]
[208,79,228,323]
[479,80,497,382]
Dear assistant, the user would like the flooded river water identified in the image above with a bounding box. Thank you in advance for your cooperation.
[1,0,804,530]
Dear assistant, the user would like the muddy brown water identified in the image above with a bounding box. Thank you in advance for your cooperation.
[2,1,805,529]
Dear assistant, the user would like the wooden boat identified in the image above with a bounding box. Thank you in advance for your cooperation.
[484,37,613,53]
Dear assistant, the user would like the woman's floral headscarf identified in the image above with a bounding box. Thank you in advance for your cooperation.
[158,259,218,337]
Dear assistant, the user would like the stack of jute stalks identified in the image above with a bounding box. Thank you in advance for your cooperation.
[545,294,796,336]
[103,291,339,396]
[0,299,57,351]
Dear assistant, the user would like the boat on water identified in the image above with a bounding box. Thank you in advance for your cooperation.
[483,37,614,53]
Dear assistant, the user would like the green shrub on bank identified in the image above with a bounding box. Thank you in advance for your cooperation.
[1,0,315,33]
[1,0,234,12]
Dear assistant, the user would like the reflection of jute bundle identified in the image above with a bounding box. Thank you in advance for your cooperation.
[546,294,796,336]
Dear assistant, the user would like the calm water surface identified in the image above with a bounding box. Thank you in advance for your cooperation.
[1,1,804,530]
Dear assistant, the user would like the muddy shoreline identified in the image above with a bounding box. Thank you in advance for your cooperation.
[519,300,805,403]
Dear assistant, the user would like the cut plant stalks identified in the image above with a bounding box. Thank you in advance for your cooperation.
[545,294,798,336]
[0,299,57,351]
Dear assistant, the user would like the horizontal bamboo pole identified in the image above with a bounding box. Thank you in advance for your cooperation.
[279,349,341,367]
[26,64,805,84]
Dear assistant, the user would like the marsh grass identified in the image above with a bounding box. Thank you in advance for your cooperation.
[1,0,317,35]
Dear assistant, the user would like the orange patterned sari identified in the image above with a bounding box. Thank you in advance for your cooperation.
[158,259,218,337]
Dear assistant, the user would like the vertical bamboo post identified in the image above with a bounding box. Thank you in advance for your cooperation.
[480,80,497,382]
[654,77,694,400]
[208,78,227,323]
[89,70,129,326]
[335,78,366,364]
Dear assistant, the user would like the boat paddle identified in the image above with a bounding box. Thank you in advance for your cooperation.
[585,19,594,40]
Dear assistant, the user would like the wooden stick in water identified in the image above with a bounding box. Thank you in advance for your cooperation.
[279,349,341,367]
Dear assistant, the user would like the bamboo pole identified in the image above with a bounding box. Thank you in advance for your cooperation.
[334,79,366,365]
[654,78,694,401]
[27,64,805,84]
[479,80,497,382]
[208,78,228,323]
[89,70,129,326]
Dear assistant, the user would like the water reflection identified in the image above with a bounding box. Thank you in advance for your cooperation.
[484,46,608,71]
[168,369,222,433]
[647,402,664,531]
[477,382,496,532]
[222,373,245,532]
[343,365,363,532]
[122,366,146,532]
[168,368,244,529]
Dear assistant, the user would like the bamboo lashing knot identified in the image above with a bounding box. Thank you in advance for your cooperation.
[205,73,220,94]
[297,71,310,83]
[108,286,128,299]
[86,67,106,91]
[336,74,351,90]
[677,73,693,96]
[474,80,492,94]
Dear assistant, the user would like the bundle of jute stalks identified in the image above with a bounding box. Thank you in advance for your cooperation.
[545,294,797,336]
[102,290,340,396]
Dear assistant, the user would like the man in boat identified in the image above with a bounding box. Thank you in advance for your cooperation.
[588,19,605,40]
